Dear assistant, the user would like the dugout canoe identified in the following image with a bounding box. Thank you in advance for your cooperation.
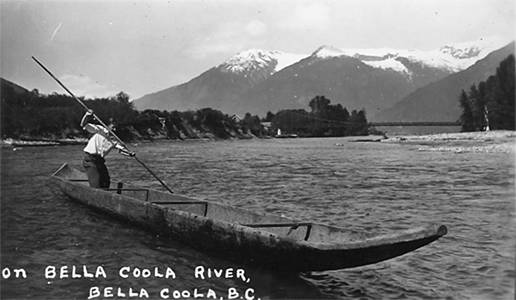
[50,163,447,272]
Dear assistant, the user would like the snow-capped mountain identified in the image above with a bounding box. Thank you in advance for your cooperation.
[217,37,508,80]
[313,37,510,75]
[134,38,513,118]
[135,49,307,113]
[234,48,453,116]
[216,37,508,76]
[311,45,346,59]
[219,49,306,74]
[373,41,515,122]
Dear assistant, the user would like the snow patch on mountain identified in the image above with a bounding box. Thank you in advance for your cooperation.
[274,52,306,72]
[220,49,272,73]
[217,37,511,78]
[342,37,511,72]
[361,57,411,75]
[310,46,413,75]
[220,49,305,74]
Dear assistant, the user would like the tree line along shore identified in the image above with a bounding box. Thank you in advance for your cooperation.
[1,88,370,144]
[459,55,514,132]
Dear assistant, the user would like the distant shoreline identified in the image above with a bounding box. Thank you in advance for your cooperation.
[1,137,88,147]
[382,130,516,153]
[0,135,257,148]
[382,130,516,142]
[2,130,514,152]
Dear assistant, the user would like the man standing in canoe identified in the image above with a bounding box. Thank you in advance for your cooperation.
[80,110,134,188]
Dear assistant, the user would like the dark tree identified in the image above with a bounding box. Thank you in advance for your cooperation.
[494,55,515,129]
[271,96,368,137]
[348,109,368,136]
[309,95,331,114]
[459,55,515,131]
[262,111,275,122]
[459,90,475,132]
[241,113,264,136]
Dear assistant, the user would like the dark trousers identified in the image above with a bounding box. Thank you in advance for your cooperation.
[83,153,110,188]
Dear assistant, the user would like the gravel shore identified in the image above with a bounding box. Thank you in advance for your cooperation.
[383,130,516,153]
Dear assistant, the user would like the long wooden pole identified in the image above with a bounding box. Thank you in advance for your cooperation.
[32,56,174,194]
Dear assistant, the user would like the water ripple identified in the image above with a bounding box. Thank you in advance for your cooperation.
[1,138,514,299]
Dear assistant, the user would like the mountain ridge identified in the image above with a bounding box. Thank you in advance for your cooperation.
[134,38,512,118]
[373,42,515,122]
[1,77,31,96]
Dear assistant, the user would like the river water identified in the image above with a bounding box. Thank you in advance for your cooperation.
[1,137,514,299]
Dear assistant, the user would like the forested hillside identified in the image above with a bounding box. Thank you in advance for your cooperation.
[459,55,515,131]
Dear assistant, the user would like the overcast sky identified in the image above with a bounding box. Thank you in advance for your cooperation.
[1,0,514,99]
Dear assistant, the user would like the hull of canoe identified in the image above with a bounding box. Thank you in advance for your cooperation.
[50,163,446,272]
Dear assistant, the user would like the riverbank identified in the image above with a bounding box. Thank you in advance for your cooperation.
[0,133,258,148]
[382,130,516,153]
[1,137,89,147]
[3,130,515,154]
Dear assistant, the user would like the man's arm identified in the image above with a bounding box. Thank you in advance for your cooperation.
[81,110,103,134]
[114,143,136,157]
[80,110,134,156]
[80,110,94,127]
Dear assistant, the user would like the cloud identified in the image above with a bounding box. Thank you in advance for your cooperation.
[59,74,117,99]
[187,20,267,59]
[280,2,331,31]
[245,20,267,36]
[189,42,245,59]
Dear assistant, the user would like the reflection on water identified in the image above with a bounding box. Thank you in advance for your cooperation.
[1,137,514,299]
